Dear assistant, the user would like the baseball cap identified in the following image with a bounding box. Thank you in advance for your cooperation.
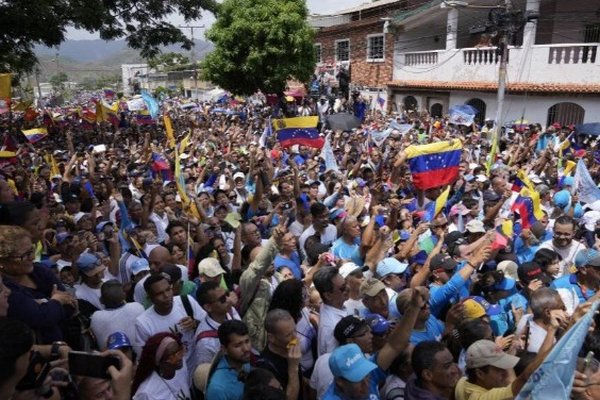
[475,174,489,183]
[75,253,106,276]
[131,258,150,275]
[56,232,74,245]
[376,257,408,278]
[483,191,500,202]
[334,316,369,343]
[466,340,520,369]
[339,262,362,279]
[562,176,575,187]
[462,296,501,318]
[496,260,519,281]
[106,331,132,350]
[40,259,58,269]
[63,192,80,203]
[518,262,552,285]
[430,254,457,271]
[553,190,571,208]
[493,277,516,292]
[465,220,486,233]
[96,221,114,234]
[198,257,226,277]
[329,344,377,382]
[360,278,387,297]
[364,313,390,336]
[575,249,600,268]
[233,172,245,181]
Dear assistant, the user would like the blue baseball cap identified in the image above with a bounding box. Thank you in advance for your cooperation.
[493,277,516,292]
[376,257,408,278]
[562,176,574,187]
[575,249,600,268]
[131,258,150,275]
[553,190,571,208]
[75,253,105,276]
[106,331,132,350]
[56,232,74,245]
[96,221,115,234]
[364,313,391,336]
[329,344,377,382]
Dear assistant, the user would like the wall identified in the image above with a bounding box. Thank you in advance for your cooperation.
[315,18,395,88]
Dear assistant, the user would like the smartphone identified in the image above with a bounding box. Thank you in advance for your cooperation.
[16,353,50,390]
[69,351,120,379]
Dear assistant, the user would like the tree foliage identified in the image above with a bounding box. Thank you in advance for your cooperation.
[201,0,315,96]
[49,72,69,91]
[0,0,219,74]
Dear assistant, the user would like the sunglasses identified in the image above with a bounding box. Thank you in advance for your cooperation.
[213,291,230,304]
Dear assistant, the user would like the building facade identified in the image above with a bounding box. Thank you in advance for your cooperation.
[388,0,600,126]
[310,0,429,108]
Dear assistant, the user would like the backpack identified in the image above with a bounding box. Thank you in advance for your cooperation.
[60,299,98,352]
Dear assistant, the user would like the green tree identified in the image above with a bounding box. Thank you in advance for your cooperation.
[201,0,315,95]
[0,0,219,74]
[149,52,191,72]
[49,72,69,91]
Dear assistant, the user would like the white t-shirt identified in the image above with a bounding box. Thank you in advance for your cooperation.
[75,283,104,310]
[515,314,555,354]
[297,308,317,371]
[344,298,366,317]
[91,302,145,353]
[382,374,407,400]
[537,239,586,277]
[309,353,332,399]
[289,220,306,238]
[298,224,338,259]
[135,296,206,371]
[132,365,191,400]
[118,252,145,284]
[134,264,190,305]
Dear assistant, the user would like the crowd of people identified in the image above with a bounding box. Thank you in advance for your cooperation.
[1,93,600,400]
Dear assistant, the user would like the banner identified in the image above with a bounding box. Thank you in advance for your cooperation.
[573,159,600,204]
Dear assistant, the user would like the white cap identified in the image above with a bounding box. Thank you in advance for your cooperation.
[339,262,362,279]
[233,172,245,181]
[465,219,486,233]
[475,174,488,183]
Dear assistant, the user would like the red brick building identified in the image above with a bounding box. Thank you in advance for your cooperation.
[311,0,428,97]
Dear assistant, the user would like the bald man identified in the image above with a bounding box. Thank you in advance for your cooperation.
[133,245,190,305]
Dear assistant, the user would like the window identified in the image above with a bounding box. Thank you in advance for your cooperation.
[430,103,443,118]
[547,102,585,127]
[335,39,350,62]
[466,98,486,124]
[367,34,385,61]
[314,43,322,64]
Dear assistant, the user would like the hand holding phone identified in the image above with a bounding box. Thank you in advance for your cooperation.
[69,351,120,379]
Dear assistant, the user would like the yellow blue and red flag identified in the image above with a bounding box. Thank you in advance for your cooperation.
[511,187,544,229]
[22,128,48,144]
[423,186,451,222]
[404,139,463,190]
[274,116,324,149]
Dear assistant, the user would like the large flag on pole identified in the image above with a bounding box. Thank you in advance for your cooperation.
[141,90,159,119]
[320,133,339,172]
[163,114,176,148]
[516,301,599,399]
[174,134,201,220]
[404,139,463,190]
[274,116,324,149]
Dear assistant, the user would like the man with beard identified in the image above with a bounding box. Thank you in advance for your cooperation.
[538,215,586,277]
[204,320,254,400]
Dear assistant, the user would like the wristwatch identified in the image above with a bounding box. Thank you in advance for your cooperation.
[50,341,68,360]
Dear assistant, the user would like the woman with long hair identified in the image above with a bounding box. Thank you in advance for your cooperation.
[132,332,190,400]
[268,279,317,375]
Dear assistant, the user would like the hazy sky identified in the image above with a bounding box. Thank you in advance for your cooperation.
[66,0,367,40]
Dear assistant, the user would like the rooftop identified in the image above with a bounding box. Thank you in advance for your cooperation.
[387,80,600,94]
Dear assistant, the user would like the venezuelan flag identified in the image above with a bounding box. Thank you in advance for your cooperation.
[423,186,451,222]
[274,116,324,149]
[22,128,48,144]
[405,139,462,190]
[511,170,535,192]
[136,111,155,126]
[511,188,544,229]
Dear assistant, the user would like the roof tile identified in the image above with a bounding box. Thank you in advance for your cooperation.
[387,80,600,94]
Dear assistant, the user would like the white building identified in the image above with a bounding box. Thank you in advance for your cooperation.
[388,0,600,127]
[121,64,149,96]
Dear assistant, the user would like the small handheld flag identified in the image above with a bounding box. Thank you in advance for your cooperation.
[22,128,48,144]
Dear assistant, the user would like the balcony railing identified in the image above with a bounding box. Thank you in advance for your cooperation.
[394,43,599,85]
[547,44,597,64]
[404,51,439,66]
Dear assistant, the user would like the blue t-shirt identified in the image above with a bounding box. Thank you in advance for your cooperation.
[551,274,595,303]
[274,252,303,279]
[331,237,364,266]
[205,356,252,400]
[409,315,445,345]
[322,354,387,400]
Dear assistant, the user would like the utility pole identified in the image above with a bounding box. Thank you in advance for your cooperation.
[178,25,205,101]
[493,0,511,145]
